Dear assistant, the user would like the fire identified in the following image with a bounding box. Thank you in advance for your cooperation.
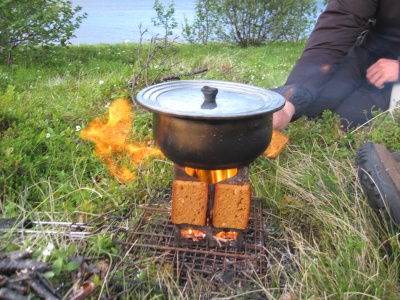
[184,168,238,184]
[214,231,238,241]
[81,98,162,183]
[180,228,206,241]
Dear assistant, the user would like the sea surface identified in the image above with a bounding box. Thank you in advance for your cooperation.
[70,0,326,45]
[70,0,196,44]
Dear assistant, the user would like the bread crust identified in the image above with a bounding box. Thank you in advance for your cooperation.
[171,180,209,226]
[264,129,290,159]
[212,183,251,230]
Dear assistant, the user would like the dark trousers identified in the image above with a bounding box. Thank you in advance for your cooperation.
[286,46,391,127]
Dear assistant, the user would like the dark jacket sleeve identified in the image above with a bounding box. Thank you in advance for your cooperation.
[303,0,378,59]
[284,0,379,119]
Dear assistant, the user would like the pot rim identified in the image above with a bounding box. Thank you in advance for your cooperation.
[136,80,285,120]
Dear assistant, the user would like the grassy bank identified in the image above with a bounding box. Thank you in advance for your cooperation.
[1,42,400,299]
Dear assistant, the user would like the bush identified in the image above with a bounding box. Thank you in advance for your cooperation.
[269,0,318,42]
[182,0,220,45]
[183,0,318,46]
[0,0,86,66]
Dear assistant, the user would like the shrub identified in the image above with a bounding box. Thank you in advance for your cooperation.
[0,0,86,66]
[182,0,220,45]
[183,0,318,46]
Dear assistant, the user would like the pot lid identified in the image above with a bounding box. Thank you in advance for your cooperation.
[136,80,285,119]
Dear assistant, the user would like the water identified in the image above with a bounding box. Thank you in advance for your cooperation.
[70,0,196,44]
[70,0,326,45]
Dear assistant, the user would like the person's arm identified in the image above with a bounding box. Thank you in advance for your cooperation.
[304,0,378,57]
[274,0,379,130]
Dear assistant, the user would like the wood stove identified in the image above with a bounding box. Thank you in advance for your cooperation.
[171,165,251,248]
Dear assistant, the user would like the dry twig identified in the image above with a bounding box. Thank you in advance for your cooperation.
[160,68,209,82]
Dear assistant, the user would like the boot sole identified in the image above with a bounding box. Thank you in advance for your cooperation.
[356,142,400,227]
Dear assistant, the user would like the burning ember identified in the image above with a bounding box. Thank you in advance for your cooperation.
[180,228,206,241]
[177,226,241,248]
[181,229,238,242]
[81,98,162,183]
[214,231,238,241]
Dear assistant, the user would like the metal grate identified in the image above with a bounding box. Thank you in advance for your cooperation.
[111,189,277,298]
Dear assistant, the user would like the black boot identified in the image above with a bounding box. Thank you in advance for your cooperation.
[356,142,400,228]
[271,84,313,121]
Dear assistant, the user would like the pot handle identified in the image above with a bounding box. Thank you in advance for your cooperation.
[201,86,218,109]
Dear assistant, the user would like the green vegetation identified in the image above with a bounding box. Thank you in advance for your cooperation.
[183,0,317,45]
[1,42,400,299]
[0,0,86,66]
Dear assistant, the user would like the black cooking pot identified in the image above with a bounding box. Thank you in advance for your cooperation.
[136,80,284,170]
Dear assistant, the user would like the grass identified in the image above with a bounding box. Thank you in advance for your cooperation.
[1,42,400,299]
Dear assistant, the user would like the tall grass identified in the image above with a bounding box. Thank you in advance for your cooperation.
[252,139,400,298]
[1,42,400,299]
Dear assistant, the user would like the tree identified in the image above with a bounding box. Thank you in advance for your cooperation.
[0,0,86,66]
[152,0,178,43]
[215,0,274,47]
[182,0,219,45]
[183,0,318,47]
[269,0,317,42]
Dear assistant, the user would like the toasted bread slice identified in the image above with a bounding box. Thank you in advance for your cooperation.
[264,130,290,159]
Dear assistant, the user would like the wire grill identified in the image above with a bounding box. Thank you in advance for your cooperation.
[111,189,277,298]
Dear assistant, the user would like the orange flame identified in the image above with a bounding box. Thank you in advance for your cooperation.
[180,228,206,241]
[214,231,238,241]
[81,98,162,183]
[184,167,238,184]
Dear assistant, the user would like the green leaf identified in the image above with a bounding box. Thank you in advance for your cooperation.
[44,271,55,278]
[66,261,80,271]
[52,257,64,274]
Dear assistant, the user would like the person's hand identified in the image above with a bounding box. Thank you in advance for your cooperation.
[366,58,400,89]
[273,101,295,130]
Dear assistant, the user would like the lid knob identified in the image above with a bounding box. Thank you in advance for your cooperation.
[201,86,218,109]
